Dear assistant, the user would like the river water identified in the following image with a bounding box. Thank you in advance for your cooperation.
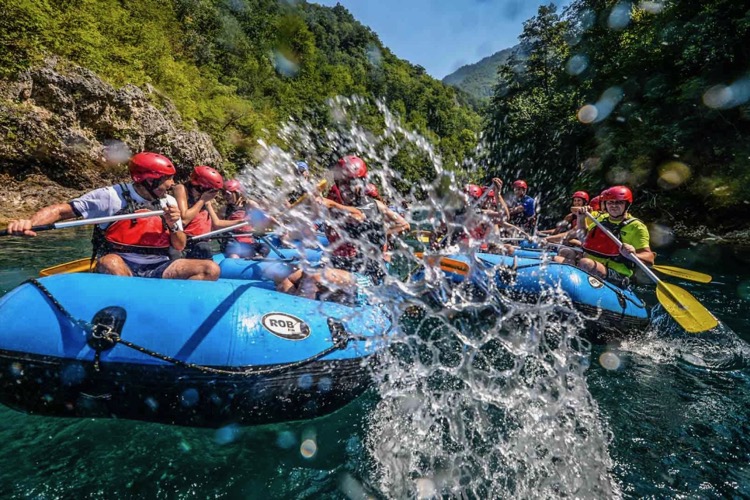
[0,229,748,498]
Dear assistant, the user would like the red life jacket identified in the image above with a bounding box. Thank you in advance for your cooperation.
[325,185,356,257]
[582,215,638,261]
[182,190,212,237]
[324,186,386,259]
[226,207,255,244]
[183,209,211,237]
[92,183,171,256]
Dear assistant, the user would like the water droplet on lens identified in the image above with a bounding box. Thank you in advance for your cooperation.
[144,397,159,411]
[415,477,438,499]
[276,430,296,449]
[608,2,632,30]
[577,104,598,124]
[703,85,733,109]
[318,376,332,392]
[599,351,621,370]
[738,281,750,300]
[298,373,313,389]
[180,388,199,407]
[300,438,317,458]
[566,54,588,75]
[215,424,241,445]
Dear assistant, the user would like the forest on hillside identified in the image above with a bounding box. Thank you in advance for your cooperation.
[0,0,480,186]
[484,0,750,228]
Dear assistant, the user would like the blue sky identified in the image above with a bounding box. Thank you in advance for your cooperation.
[314,0,573,79]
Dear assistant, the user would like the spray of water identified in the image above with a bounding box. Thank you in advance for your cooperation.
[233,96,618,497]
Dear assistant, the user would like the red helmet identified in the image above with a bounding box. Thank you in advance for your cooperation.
[572,190,590,203]
[223,179,243,193]
[128,152,176,183]
[601,185,633,203]
[512,180,528,190]
[590,195,602,211]
[336,156,368,179]
[464,184,484,199]
[190,165,224,190]
[485,189,495,199]
[365,183,380,198]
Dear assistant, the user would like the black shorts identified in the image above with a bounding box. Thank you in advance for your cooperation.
[122,259,173,279]
[605,266,630,288]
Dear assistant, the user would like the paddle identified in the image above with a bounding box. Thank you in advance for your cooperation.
[288,179,328,209]
[189,222,250,241]
[0,210,165,237]
[587,215,718,333]
[414,252,470,276]
[543,243,712,283]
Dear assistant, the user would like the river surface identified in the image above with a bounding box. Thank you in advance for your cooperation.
[0,230,749,498]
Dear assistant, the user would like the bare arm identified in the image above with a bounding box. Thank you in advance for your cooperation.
[6,203,77,236]
[206,202,247,230]
[174,184,217,225]
[315,196,365,221]
[376,200,410,235]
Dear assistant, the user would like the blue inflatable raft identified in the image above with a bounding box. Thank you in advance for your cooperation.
[415,251,650,337]
[0,260,389,427]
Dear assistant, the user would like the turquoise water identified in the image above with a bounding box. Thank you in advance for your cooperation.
[1,231,749,497]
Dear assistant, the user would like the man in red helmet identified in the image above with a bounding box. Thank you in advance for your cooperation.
[173,165,224,259]
[555,185,654,287]
[508,179,536,232]
[5,152,220,280]
[280,155,408,300]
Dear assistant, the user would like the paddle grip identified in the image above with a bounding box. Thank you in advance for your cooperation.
[0,224,55,237]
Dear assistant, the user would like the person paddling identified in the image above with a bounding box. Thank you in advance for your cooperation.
[542,190,590,244]
[279,155,408,301]
[554,185,654,287]
[508,179,536,233]
[212,179,270,259]
[5,152,220,280]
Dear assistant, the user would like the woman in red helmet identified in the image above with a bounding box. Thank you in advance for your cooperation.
[207,179,271,259]
[555,185,654,287]
[173,165,224,259]
[5,152,220,280]
[541,190,590,242]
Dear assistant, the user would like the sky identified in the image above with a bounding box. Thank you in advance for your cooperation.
[314,0,573,80]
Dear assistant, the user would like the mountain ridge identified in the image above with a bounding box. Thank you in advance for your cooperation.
[442,45,520,101]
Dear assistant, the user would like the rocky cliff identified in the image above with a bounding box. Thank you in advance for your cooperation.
[0,58,222,222]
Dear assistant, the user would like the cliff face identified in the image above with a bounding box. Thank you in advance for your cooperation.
[0,58,222,221]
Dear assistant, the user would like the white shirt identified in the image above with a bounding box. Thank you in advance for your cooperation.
[70,183,183,264]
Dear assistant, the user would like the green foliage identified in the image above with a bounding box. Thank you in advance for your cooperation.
[0,0,480,179]
[484,0,750,225]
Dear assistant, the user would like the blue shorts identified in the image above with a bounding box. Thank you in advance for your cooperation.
[123,259,173,279]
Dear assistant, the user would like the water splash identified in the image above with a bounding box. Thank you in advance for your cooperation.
[233,96,618,496]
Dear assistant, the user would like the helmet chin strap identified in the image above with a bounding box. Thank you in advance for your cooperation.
[139,179,162,202]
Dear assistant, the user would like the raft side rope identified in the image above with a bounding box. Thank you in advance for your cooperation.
[26,279,370,376]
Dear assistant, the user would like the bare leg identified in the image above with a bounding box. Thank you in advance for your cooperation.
[554,247,579,265]
[577,257,607,279]
[95,254,134,276]
[163,259,220,281]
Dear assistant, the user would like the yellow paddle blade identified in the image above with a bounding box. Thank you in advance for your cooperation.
[656,281,718,333]
[39,258,94,277]
[289,180,328,208]
[414,253,470,276]
[653,265,712,284]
